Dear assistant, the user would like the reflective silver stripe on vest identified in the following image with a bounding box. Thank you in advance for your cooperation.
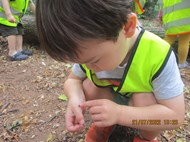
[165,17,190,29]
[0,2,23,17]
[163,0,190,15]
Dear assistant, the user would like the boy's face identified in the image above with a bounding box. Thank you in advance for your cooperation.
[73,29,130,72]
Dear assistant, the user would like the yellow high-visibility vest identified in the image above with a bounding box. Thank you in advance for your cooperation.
[0,0,29,27]
[80,29,171,96]
[161,0,190,36]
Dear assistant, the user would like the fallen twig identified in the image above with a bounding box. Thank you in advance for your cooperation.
[38,115,57,127]
[0,109,19,116]
[1,102,10,111]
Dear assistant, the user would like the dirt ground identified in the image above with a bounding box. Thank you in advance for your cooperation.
[0,35,190,141]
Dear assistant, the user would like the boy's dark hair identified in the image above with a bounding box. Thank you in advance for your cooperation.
[36,0,131,62]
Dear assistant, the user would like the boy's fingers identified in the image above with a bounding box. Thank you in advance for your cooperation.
[76,115,84,126]
[74,107,85,125]
[79,103,86,110]
[67,124,81,132]
[65,115,75,131]
[66,114,83,132]
[82,100,103,107]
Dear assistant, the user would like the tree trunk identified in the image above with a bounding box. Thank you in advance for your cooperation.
[143,0,159,18]
[22,15,39,45]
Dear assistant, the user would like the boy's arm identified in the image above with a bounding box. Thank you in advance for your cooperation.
[64,72,86,132]
[83,94,184,131]
[117,52,184,130]
[2,0,16,22]
[64,72,86,101]
[117,51,185,130]
[117,94,184,131]
[29,0,35,14]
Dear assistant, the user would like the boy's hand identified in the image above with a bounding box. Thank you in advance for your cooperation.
[65,99,85,132]
[6,14,16,23]
[81,99,119,127]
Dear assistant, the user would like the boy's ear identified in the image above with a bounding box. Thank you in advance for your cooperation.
[124,13,137,38]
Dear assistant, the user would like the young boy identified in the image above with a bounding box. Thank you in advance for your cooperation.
[36,0,185,142]
[0,0,35,61]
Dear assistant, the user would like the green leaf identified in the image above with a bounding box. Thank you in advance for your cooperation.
[47,133,54,142]
[176,138,186,142]
[58,94,68,101]
[186,112,190,119]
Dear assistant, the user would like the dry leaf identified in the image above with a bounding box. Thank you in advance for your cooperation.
[47,133,54,142]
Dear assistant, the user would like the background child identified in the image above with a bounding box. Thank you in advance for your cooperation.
[134,0,146,14]
[0,0,35,61]
[157,0,190,68]
[36,0,185,142]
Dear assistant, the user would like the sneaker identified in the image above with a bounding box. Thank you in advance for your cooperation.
[21,50,33,56]
[133,136,158,142]
[85,123,114,142]
[10,52,28,61]
[178,61,189,69]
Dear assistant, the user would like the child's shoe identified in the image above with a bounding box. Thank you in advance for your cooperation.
[21,50,33,56]
[85,123,114,142]
[178,61,189,69]
[10,52,28,61]
[133,136,158,142]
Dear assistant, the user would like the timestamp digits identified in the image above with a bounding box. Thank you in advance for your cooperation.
[163,119,178,125]
[132,119,161,125]
[132,119,178,125]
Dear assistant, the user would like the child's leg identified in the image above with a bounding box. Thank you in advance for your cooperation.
[82,78,113,101]
[178,33,190,64]
[15,35,23,52]
[83,80,159,140]
[6,35,17,56]
[164,35,176,45]
[131,93,159,140]
[83,79,115,142]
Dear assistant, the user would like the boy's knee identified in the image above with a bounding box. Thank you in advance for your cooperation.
[131,92,157,107]
[82,79,97,100]
[82,79,113,101]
